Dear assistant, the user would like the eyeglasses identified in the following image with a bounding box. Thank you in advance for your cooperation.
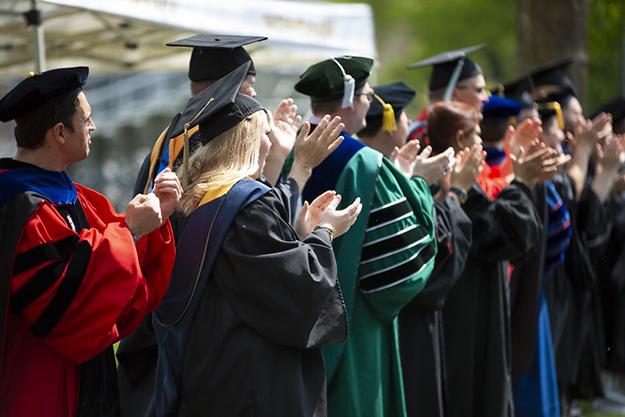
[355,91,374,103]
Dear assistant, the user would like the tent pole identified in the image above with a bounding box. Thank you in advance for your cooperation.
[26,0,46,72]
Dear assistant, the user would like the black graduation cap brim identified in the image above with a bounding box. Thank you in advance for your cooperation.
[167,34,268,49]
[482,95,523,119]
[369,82,416,117]
[167,34,267,81]
[500,76,535,108]
[360,81,415,136]
[590,97,625,123]
[407,44,485,91]
[0,66,88,122]
[168,61,264,145]
[199,93,264,144]
[168,60,251,139]
[294,56,374,102]
[529,57,578,98]
[528,57,573,87]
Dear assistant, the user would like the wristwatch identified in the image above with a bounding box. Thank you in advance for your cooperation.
[449,187,468,204]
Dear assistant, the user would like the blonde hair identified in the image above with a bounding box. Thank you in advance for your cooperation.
[177,111,264,215]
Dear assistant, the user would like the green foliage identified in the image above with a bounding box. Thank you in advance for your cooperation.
[335,0,623,116]
[587,0,625,114]
[334,0,517,112]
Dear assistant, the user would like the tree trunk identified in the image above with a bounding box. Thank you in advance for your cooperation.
[517,0,588,101]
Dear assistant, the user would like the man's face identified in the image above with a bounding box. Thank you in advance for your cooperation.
[453,74,489,111]
[390,111,410,150]
[540,116,565,152]
[240,74,257,98]
[349,82,373,134]
[564,96,584,133]
[64,91,96,162]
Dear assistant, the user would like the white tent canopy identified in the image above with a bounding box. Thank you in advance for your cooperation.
[0,0,376,76]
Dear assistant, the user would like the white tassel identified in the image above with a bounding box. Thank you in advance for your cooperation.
[332,58,355,108]
[342,75,355,108]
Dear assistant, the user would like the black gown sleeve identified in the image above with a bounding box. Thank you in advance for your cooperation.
[133,153,152,196]
[409,196,472,310]
[215,190,347,349]
[463,180,541,263]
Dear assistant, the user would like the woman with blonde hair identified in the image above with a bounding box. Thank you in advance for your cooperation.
[151,66,362,417]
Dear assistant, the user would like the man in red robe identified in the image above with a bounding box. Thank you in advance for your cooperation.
[0,66,179,417]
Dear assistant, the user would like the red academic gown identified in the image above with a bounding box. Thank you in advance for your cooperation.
[477,158,513,200]
[1,183,175,417]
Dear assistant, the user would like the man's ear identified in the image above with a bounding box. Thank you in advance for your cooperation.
[50,122,66,145]
[453,129,464,149]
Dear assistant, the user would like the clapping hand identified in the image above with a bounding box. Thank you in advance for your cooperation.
[153,168,183,220]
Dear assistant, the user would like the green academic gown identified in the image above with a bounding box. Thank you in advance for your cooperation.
[301,133,437,417]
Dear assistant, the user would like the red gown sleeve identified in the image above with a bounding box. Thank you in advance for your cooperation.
[10,185,175,364]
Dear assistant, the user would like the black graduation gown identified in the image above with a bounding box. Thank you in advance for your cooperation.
[116,179,302,417]
[177,185,347,417]
[443,180,541,417]
[598,192,625,374]
[509,183,548,383]
[543,174,609,396]
[399,195,472,417]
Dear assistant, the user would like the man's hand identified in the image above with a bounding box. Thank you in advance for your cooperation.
[288,115,345,191]
[390,140,421,177]
[125,193,163,240]
[574,112,612,151]
[153,168,183,220]
[269,98,302,157]
[390,140,455,183]
[512,145,562,188]
[262,99,302,184]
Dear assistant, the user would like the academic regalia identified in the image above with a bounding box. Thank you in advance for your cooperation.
[543,173,610,397]
[407,45,486,142]
[443,180,542,417]
[513,181,573,417]
[294,55,437,417]
[162,179,346,417]
[118,61,259,416]
[399,194,472,417]
[295,134,437,417]
[598,192,625,374]
[0,158,175,417]
[133,34,266,195]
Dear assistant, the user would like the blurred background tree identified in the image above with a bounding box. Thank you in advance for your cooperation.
[336,0,624,116]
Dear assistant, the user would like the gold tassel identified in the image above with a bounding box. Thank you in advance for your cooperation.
[182,122,190,189]
[552,102,565,130]
[373,93,397,132]
[382,103,397,132]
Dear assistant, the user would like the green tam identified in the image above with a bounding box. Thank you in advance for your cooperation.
[295,56,374,108]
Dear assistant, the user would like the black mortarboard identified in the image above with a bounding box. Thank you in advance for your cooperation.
[590,97,625,124]
[501,76,535,109]
[167,34,267,82]
[168,60,263,186]
[535,95,565,129]
[482,95,523,119]
[407,44,485,97]
[294,56,374,108]
[0,66,88,122]
[528,57,577,99]
[360,81,415,136]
